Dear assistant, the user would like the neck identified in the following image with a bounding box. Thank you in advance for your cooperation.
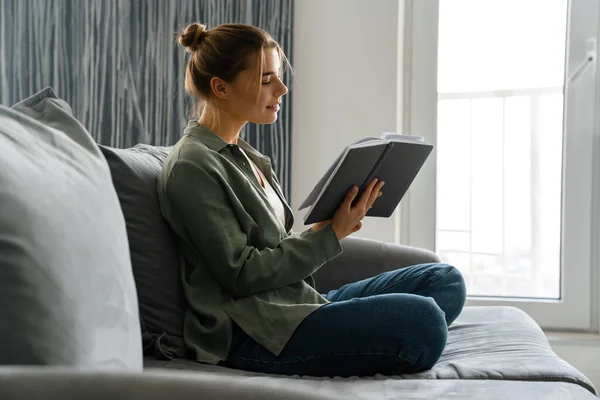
[198,102,246,144]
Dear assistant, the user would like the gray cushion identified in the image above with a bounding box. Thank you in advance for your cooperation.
[145,307,597,396]
[313,236,441,293]
[0,87,142,369]
[2,368,596,400]
[98,144,188,359]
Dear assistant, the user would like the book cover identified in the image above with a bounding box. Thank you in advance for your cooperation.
[299,132,433,225]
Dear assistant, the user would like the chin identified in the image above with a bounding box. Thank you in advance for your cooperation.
[252,114,279,125]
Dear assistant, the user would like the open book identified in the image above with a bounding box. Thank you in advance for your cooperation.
[299,132,433,225]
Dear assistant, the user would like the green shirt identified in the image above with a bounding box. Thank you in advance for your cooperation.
[156,121,343,364]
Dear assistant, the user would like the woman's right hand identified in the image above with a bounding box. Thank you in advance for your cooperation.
[313,178,385,240]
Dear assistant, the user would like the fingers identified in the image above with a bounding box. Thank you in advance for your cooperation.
[352,221,363,233]
[333,180,383,240]
[343,179,385,214]
[342,185,359,210]
[355,178,379,208]
[367,180,385,209]
[359,179,385,210]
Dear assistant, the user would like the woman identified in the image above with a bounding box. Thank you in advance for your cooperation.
[157,22,466,377]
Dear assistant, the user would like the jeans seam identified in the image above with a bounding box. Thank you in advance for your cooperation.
[228,350,416,366]
[371,270,440,296]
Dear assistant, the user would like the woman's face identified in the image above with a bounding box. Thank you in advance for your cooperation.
[225,48,288,124]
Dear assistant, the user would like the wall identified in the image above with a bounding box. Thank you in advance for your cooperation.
[291,0,403,241]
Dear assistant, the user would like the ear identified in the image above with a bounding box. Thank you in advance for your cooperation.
[210,77,229,100]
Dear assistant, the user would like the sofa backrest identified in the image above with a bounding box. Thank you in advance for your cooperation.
[98,144,189,359]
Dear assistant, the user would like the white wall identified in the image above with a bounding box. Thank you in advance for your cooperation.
[291,0,403,242]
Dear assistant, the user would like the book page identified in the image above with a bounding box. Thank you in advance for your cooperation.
[380,131,427,143]
[351,136,379,144]
[350,137,386,149]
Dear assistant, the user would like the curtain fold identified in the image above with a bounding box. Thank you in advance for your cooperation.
[0,0,294,199]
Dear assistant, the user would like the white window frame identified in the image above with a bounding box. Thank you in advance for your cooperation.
[401,0,600,331]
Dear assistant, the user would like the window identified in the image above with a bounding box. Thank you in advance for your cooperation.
[402,0,599,329]
[436,0,567,299]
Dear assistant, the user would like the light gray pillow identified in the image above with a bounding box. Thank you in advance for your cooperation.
[0,88,142,370]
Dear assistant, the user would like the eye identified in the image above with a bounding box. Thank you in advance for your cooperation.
[262,75,283,85]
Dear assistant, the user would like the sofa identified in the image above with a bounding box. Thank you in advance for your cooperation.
[0,88,597,399]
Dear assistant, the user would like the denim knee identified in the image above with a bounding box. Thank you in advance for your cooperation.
[440,264,467,298]
[398,296,448,372]
[433,264,467,324]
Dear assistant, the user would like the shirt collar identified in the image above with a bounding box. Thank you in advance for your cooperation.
[184,120,229,152]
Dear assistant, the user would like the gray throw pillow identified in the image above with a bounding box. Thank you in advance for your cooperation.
[98,144,189,360]
[0,88,142,369]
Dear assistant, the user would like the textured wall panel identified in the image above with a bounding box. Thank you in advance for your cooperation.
[0,0,294,198]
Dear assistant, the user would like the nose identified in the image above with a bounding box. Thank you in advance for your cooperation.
[277,79,288,97]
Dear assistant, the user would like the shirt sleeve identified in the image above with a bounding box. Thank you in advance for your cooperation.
[165,160,342,298]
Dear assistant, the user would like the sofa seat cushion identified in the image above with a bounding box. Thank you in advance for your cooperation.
[145,306,597,396]
[0,367,597,400]
[0,88,142,369]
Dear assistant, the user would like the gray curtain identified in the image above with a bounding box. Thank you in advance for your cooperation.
[0,0,294,199]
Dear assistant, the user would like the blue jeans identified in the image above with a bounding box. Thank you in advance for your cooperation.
[222,263,467,377]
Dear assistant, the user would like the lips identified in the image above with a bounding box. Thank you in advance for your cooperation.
[267,103,281,111]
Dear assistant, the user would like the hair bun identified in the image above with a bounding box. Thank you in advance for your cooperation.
[179,23,207,52]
